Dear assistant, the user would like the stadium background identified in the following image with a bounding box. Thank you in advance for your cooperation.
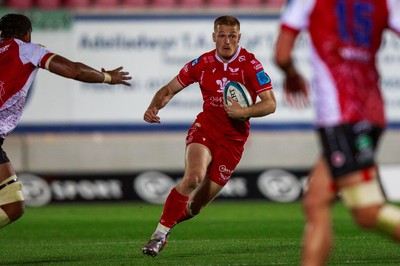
[1,1,400,206]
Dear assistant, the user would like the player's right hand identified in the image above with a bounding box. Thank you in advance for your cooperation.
[144,107,161,124]
[284,73,310,109]
[102,67,132,86]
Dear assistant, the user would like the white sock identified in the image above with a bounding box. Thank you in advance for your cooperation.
[151,223,171,239]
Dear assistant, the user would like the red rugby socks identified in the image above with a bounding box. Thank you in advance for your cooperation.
[159,187,189,228]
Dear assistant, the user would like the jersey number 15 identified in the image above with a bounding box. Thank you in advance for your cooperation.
[336,0,373,46]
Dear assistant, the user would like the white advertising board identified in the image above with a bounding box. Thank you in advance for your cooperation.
[20,14,400,131]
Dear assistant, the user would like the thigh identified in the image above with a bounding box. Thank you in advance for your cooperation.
[185,143,212,175]
[304,158,337,206]
[176,142,213,195]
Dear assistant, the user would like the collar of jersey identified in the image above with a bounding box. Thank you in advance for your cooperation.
[215,46,242,64]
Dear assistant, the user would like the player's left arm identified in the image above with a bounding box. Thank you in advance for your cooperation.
[244,89,276,118]
[224,89,276,120]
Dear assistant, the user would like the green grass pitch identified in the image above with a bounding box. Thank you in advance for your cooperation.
[0,201,399,265]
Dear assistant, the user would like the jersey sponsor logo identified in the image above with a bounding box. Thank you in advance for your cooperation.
[238,55,246,62]
[256,71,270,86]
[219,165,234,181]
[216,77,229,93]
[229,67,239,73]
[209,97,224,107]
[339,47,372,62]
[0,44,10,54]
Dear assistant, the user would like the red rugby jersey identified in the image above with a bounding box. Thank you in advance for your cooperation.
[177,46,273,139]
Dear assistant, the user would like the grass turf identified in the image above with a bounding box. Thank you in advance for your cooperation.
[0,201,399,265]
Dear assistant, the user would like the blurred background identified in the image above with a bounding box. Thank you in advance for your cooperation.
[1,0,400,207]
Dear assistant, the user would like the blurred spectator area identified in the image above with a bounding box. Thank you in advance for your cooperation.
[2,0,286,10]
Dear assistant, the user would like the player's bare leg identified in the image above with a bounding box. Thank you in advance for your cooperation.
[0,162,24,228]
[142,143,212,256]
[301,158,336,266]
[180,177,224,221]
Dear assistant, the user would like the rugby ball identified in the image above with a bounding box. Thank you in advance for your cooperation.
[223,81,253,107]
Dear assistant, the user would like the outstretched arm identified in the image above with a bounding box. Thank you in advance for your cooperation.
[46,54,132,86]
[274,29,309,108]
[143,76,185,124]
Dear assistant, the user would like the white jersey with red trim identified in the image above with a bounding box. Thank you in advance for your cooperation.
[0,39,53,137]
[280,0,400,127]
[177,46,273,139]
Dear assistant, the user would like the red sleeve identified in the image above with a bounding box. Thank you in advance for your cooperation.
[177,55,205,87]
[245,53,273,95]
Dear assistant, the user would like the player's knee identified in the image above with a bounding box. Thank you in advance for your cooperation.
[302,191,327,215]
[184,172,203,190]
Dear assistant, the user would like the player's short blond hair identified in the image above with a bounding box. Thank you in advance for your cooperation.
[214,16,240,32]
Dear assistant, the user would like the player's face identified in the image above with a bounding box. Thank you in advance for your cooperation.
[213,25,241,63]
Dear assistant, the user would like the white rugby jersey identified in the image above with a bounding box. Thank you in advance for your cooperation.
[280,0,400,127]
[0,39,53,137]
